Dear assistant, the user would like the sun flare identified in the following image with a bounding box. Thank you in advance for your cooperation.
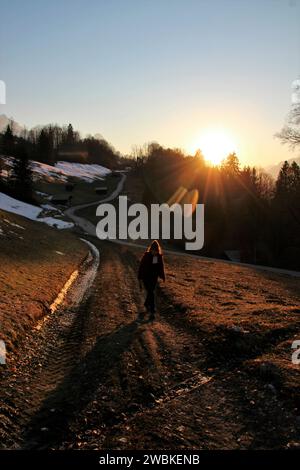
[191,129,238,165]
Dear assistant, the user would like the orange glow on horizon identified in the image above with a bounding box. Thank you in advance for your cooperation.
[190,129,239,165]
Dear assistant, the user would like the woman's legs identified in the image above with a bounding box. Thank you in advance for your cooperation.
[145,288,155,312]
[143,278,157,314]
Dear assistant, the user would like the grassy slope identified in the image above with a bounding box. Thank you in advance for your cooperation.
[0,167,118,362]
[35,174,117,206]
[162,254,300,411]
[83,243,299,449]
[0,209,88,358]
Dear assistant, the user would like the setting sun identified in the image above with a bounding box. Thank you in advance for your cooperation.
[191,129,238,165]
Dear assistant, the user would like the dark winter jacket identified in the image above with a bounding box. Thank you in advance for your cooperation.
[138,252,165,282]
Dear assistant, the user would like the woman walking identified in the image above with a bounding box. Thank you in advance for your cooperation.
[138,240,165,319]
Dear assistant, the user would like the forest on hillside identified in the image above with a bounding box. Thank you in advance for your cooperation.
[0,122,122,167]
[137,143,300,270]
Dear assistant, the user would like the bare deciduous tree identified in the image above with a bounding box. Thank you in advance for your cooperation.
[276,82,300,148]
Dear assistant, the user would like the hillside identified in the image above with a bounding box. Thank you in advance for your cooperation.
[0,209,88,357]
[0,156,113,359]
[1,156,111,183]
[0,155,117,209]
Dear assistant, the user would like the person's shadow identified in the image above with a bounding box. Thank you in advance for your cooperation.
[21,315,149,449]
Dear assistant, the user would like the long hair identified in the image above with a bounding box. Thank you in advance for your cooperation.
[146,239,162,255]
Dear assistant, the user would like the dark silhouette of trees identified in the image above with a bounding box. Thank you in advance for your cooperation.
[275,160,300,222]
[221,152,240,175]
[2,124,15,156]
[273,161,300,264]
[194,149,206,167]
[12,144,33,202]
[82,136,119,168]
[37,129,54,164]
[276,161,291,195]
[140,143,300,269]
[66,123,75,145]
[1,121,120,168]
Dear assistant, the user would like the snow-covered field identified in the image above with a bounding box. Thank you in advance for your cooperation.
[2,156,111,183]
[32,160,111,182]
[0,156,112,230]
[55,161,111,181]
[0,192,73,230]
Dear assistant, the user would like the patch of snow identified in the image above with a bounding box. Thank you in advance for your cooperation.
[0,193,41,219]
[32,159,111,182]
[36,191,48,196]
[31,161,68,182]
[40,217,74,230]
[41,203,62,213]
[0,192,74,230]
[2,156,111,183]
[55,161,111,181]
[36,191,52,200]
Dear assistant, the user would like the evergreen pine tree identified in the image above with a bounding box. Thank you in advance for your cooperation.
[275,160,291,198]
[3,124,15,156]
[12,145,33,202]
[38,129,53,164]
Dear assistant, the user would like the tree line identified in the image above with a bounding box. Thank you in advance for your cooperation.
[0,122,121,167]
[137,143,300,270]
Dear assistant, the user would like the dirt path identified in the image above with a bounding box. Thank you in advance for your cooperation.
[64,173,127,238]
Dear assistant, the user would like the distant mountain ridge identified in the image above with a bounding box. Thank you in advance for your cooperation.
[0,114,24,135]
[265,156,300,179]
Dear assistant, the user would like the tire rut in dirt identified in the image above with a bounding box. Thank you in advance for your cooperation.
[17,303,88,449]
[0,248,98,450]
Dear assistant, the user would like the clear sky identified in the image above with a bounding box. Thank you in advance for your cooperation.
[1,0,300,166]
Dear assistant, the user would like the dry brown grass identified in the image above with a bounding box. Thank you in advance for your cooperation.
[0,209,88,357]
[161,254,300,410]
